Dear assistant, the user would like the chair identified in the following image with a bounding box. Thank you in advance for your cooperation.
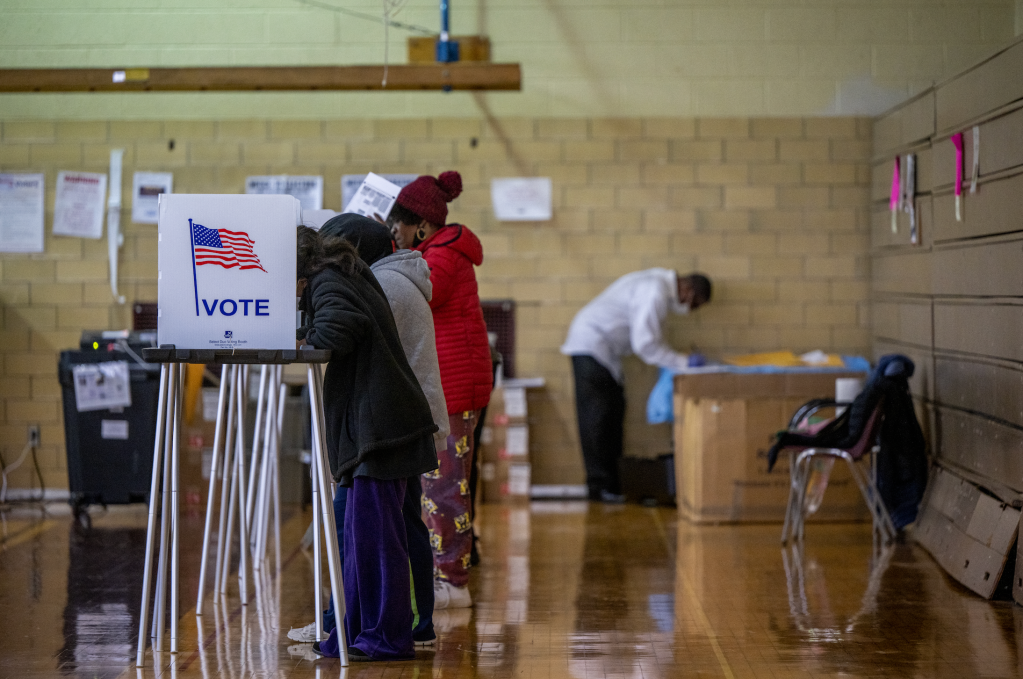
[778,398,897,545]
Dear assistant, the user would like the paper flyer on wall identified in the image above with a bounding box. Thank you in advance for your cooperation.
[53,171,107,239]
[72,361,132,412]
[342,172,402,220]
[131,172,173,224]
[0,173,45,253]
[245,175,323,211]
[491,177,552,221]
[341,174,417,213]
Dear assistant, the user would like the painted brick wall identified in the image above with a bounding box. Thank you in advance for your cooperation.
[0,1,1015,119]
[0,115,871,491]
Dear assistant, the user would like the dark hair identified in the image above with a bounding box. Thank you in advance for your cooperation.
[386,202,424,228]
[687,273,712,304]
[297,225,358,279]
[386,202,431,247]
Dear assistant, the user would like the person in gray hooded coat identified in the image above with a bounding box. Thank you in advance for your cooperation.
[298,213,447,650]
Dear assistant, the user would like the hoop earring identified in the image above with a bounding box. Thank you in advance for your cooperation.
[416,226,427,241]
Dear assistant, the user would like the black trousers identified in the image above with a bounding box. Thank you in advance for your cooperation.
[571,355,625,498]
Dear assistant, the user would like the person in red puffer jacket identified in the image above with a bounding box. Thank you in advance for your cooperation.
[388,171,493,610]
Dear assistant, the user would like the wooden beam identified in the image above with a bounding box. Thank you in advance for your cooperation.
[0,64,521,93]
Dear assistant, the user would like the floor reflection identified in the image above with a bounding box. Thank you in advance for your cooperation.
[57,522,145,678]
[2,502,1023,678]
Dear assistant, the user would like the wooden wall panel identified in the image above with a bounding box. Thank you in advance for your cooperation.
[872,251,934,295]
[980,106,1023,177]
[874,91,936,157]
[933,302,1023,362]
[876,37,1023,605]
[932,237,1023,297]
[933,172,1023,243]
[935,38,1023,132]
[934,355,1023,428]
[931,106,1023,189]
[936,406,1023,491]
[870,146,933,203]
[872,299,932,347]
[870,196,933,249]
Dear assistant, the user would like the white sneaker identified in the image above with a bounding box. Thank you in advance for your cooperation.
[286,621,317,643]
[433,580,472,610]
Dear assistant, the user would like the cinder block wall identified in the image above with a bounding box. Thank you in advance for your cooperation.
[0,116,872,492]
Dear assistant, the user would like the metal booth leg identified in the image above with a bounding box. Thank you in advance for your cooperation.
[135,363,169,667]
[170,364,184,653]
[214,366,239,597]
[219,368,243,596]
[196,365,230,616]
[153,364,178,652]
[310,401,323,643]
[308,363,349,666]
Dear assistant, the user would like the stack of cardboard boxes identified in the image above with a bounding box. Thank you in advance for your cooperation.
[479,383,532,503]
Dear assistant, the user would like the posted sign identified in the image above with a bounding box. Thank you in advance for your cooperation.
[158,194,299,350]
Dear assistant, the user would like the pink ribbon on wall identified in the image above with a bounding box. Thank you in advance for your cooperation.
[889,156,900,233]
[951,132,964,221]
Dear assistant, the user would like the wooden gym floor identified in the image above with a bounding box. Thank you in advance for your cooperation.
[0,500,1020,678]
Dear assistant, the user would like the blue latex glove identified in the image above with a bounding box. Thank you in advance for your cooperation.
[687,353,706,367]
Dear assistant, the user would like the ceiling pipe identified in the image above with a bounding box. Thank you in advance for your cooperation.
[436,0,460,64]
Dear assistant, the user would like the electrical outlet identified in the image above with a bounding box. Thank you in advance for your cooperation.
[27,425,40,447]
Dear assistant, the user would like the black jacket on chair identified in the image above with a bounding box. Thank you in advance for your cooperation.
[301,261,439,484]
[767,354,928,529]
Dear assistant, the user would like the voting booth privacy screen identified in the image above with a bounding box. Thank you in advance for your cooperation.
[158,194,299,350]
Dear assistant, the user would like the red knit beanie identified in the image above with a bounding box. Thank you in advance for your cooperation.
[394,171,463,225]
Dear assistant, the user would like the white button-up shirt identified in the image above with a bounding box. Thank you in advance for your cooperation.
[560,268,690,383]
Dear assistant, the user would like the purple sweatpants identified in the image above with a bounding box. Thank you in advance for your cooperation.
[342,476,415,660]
[421,410,478,587]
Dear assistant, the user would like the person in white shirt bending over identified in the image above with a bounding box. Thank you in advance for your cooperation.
[561,270,712,503]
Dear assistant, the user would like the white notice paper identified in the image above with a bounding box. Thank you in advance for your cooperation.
[54,171,107,239]
[505,425,529,456]
[342,174,417,213]
[0,173,45,253]
[507,464,531,496]
[491,177,552,221]
[246,175,323,211]
[343,172,402,220]
[503,387,527,418]
[301,209,339,231]
[101,420,130,440]
[73,361,132,412]
[132,172,173,224]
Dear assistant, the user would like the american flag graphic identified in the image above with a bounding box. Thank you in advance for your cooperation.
[191,222,266,272]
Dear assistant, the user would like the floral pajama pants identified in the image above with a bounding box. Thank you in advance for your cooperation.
[421,410,479,588]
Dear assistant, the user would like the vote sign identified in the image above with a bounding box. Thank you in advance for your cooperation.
[158,194,299,350]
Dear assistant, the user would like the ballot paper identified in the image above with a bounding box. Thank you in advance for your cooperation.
[53,171,107,239]
[491,177,552,221]
[246,175,323,211]
[0,173,45,253]
[342,174,417,213]
[73,361,132,412]
[343,172,402,220]
[131,172,173,224]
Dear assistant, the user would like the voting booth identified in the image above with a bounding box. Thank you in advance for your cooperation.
[157,194,299,351]
[136,195,349,666]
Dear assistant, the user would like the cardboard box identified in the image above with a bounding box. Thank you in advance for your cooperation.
[481,459,531,503]
[673,371,871,524]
